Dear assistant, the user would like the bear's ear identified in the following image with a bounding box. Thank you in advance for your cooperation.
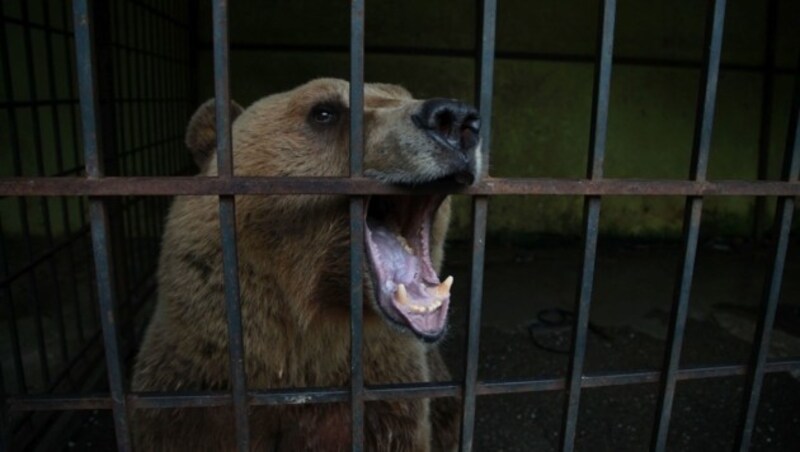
[185,99,244,170]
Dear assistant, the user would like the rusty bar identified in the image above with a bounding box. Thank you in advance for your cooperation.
[212,0,251,450]
[458,0,496,450]
[459,0,498,448]
[73,1,133,450]
[2,177,798,197]
[7,358,800,412]
[61,0,89,345]
[348,0,366,450]
[735,50,800,452]
[459,197,489,452]
[651,1,727,450]
[560,1,616,450]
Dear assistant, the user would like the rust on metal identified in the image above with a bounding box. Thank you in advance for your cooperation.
[0,176,798,197]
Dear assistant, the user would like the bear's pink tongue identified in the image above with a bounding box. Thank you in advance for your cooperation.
[364,195,451,340]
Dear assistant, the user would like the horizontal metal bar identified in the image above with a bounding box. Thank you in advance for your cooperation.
[1,177,798,197]
[195,41,798,75]
[479,358,800,396]
[8,358,800,412]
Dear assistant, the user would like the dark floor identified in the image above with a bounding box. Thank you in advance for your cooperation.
[439,322,800,452]
[437,238,800,451]
[60,239,800,451]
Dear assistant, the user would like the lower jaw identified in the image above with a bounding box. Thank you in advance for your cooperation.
[371,293,449,342]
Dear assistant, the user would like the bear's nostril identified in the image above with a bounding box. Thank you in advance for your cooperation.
[434,110,455,136]
[463,116,480,134]
[416,98,480,152]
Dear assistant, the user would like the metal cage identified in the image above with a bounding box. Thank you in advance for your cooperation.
[1,0,799,451]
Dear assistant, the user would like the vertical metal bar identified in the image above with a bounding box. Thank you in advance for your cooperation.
[559,1,616,451]
[458,198,489,452]
[62,0,89,231]
[62,0,92,341]
[72,1,132,451]
[651,2,726,451]
[212,1,251,450]
[458,1,496,451]
[349,1,366,450]
[735,51,800,452]
[92,0,131,344]
[752,0,778,242]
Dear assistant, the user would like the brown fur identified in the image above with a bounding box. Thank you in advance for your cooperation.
[132,79,466,451]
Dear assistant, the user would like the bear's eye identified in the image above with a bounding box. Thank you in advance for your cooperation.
[310,105,339,125]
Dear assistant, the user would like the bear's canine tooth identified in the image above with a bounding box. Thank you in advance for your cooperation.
[395,283,409,305]
[428,275,454,299]
[442,275,453,292]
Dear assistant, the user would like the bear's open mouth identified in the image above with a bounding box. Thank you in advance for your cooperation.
[365,194,451,341]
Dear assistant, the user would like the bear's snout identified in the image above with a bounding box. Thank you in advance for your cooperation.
[412,98,480,154]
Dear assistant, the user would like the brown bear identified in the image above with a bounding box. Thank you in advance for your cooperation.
[131,78,481,451]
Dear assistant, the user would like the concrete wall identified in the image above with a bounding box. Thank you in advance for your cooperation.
[193,0,799,240]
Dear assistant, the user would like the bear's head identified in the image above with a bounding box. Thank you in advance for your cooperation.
[185,78,481,342]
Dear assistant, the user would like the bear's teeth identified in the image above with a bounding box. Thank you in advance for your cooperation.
[396,283,445,314]
[427,275,453,299]
[395,283,409,305]
[397,234,414,254]
[408,300,442,313]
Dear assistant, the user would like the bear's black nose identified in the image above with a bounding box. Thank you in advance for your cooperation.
[412,98,480,153]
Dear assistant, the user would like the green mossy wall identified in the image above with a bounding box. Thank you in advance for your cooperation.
[195,0,800,240]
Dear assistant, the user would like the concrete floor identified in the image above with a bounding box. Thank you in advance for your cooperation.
[437,238,800,451]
